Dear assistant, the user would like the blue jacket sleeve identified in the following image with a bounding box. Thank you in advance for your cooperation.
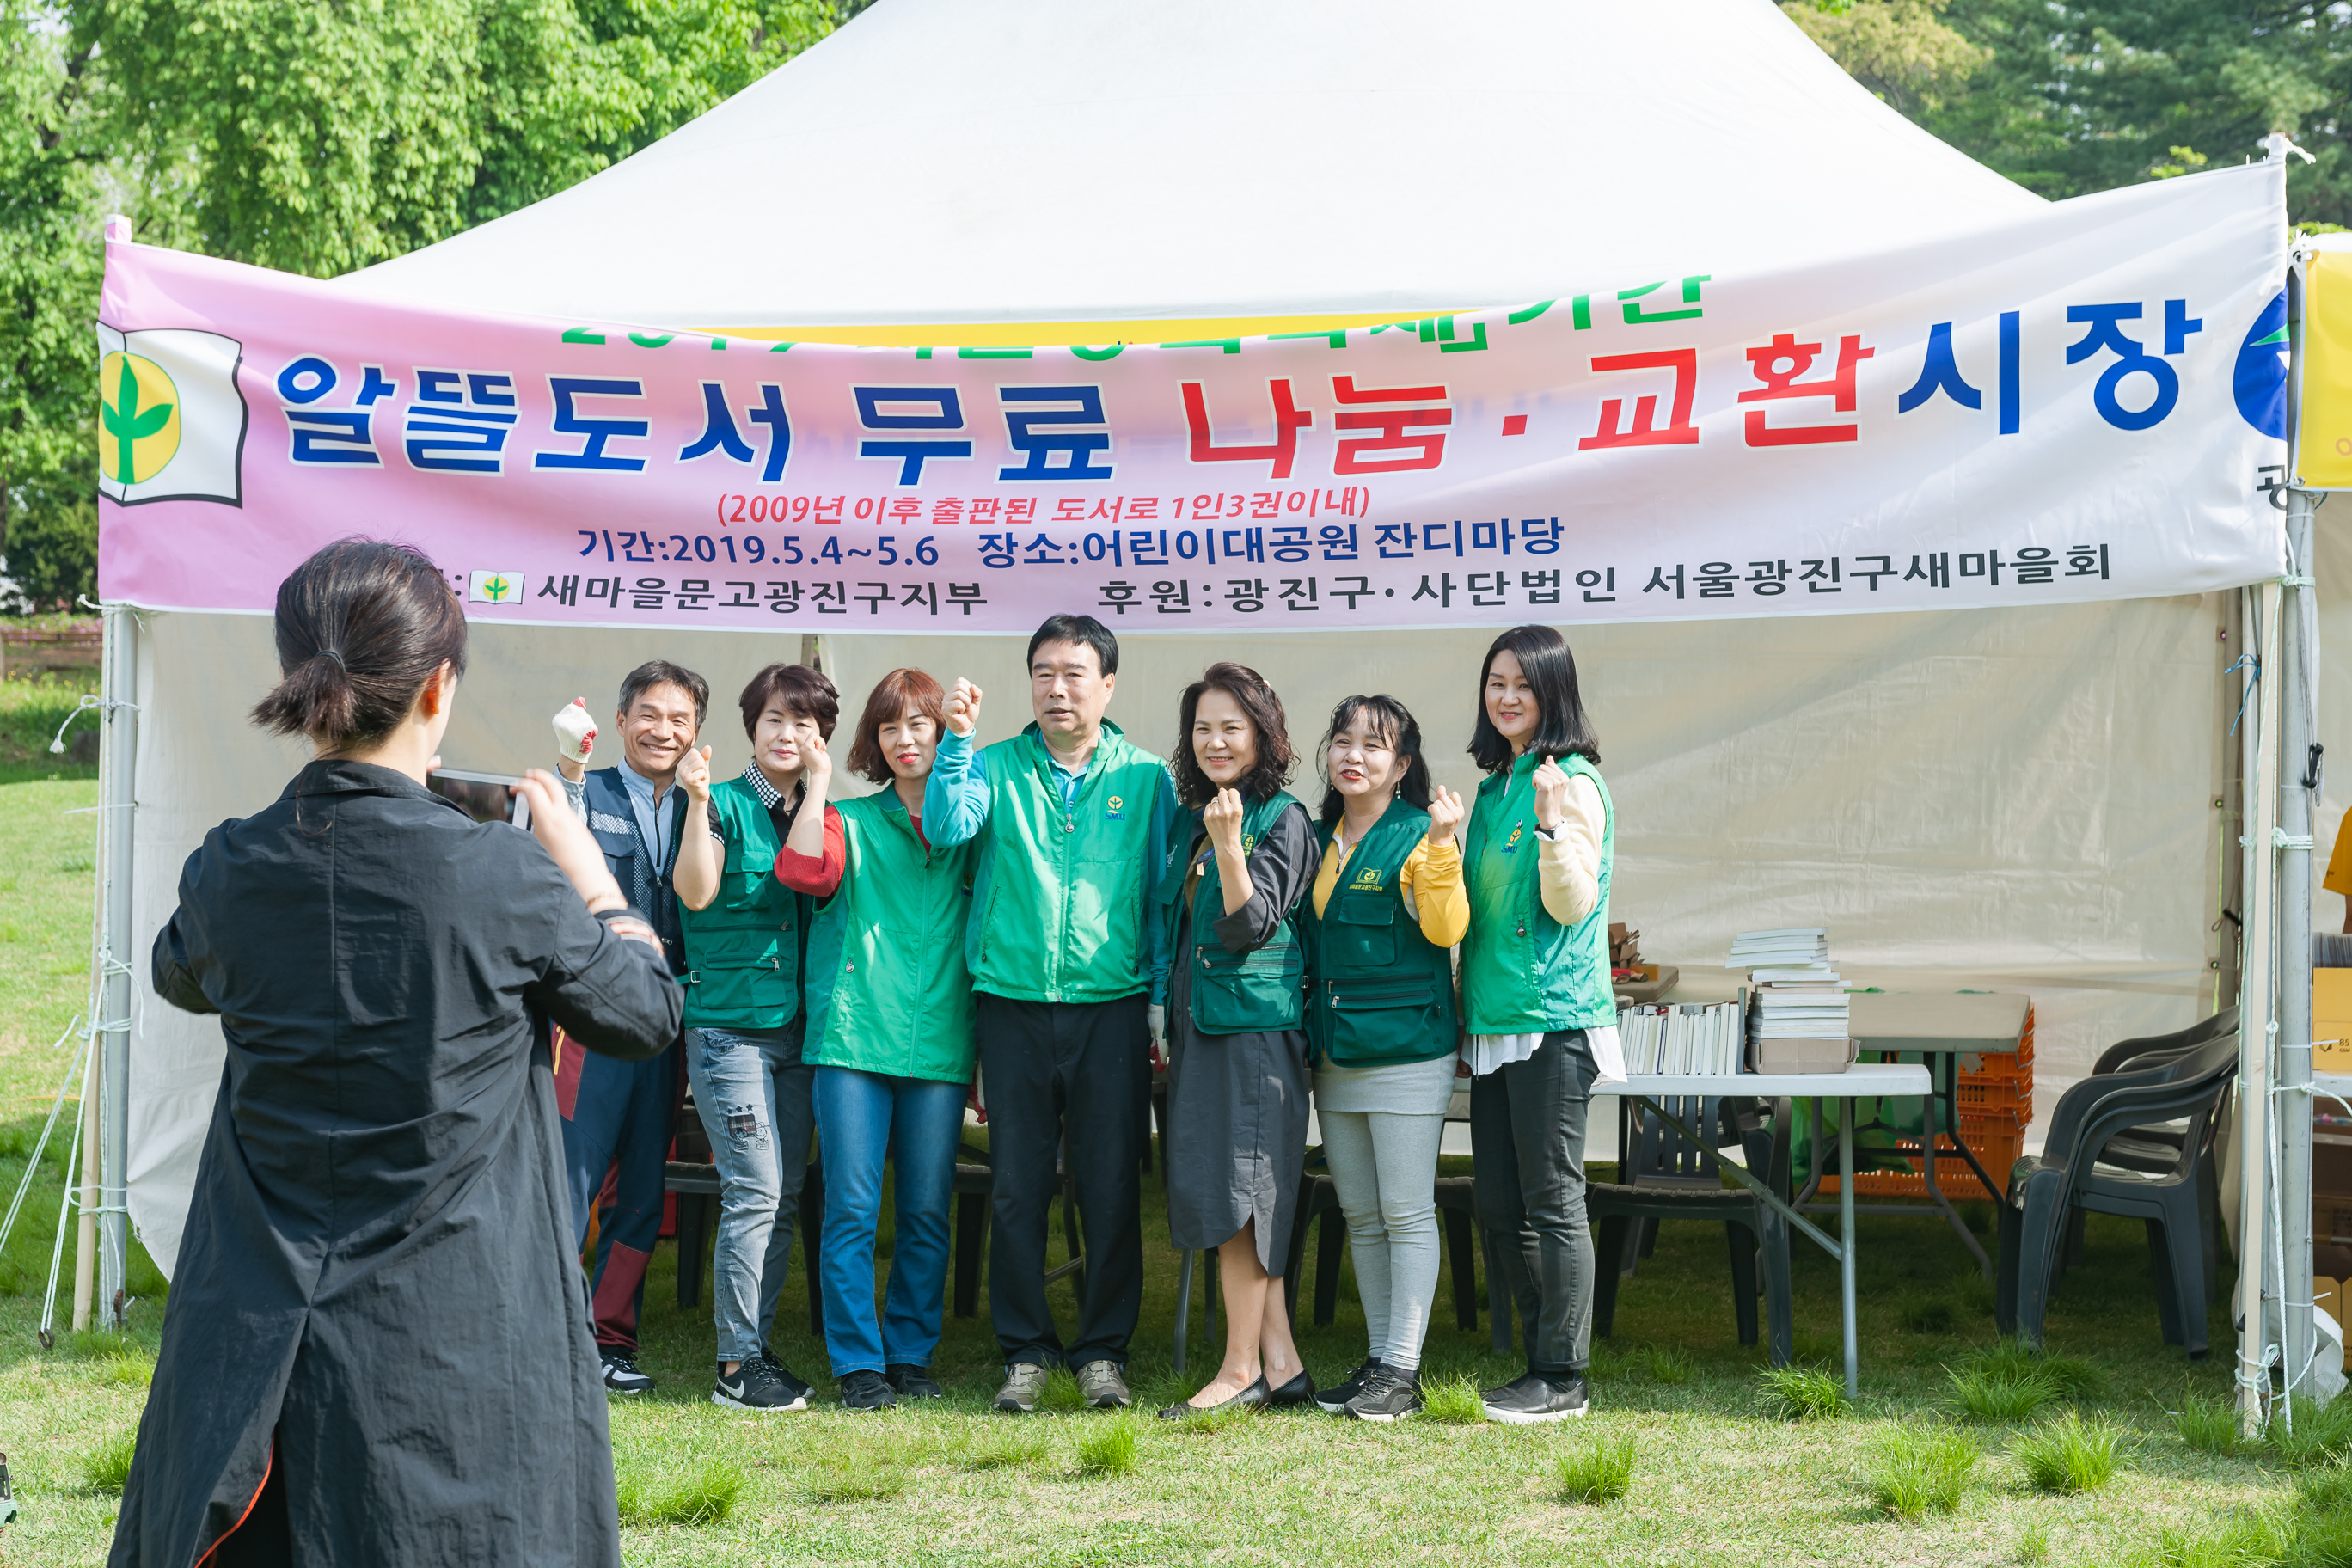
[922,730,991,846]
[1144,764,1181,1006]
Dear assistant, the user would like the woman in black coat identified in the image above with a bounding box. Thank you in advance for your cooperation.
[111,540,683,1568]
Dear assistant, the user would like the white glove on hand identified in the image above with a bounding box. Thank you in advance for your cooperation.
[553,698,597,766]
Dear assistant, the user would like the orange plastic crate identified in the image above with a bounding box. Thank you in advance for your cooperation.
[1818,1118,2027,1203]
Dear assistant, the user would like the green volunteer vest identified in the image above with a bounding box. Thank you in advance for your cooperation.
[678,776,802,1030]
[1305,797,1459,1068]
[965,721,1167,1003]
[1154,791,1308,1034]
[803,792,980,1083]
[1460,751,1614,1035]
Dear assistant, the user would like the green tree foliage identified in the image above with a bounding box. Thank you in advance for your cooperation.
[0,9,102,609]
[0,0,834,608]
[1786,2,2352,223]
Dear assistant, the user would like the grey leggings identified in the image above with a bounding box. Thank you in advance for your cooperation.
[1317,1108,1447,1373]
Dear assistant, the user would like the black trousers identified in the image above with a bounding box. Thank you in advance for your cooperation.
[1470,1028,1599,1375]
[975,991,1150,1369]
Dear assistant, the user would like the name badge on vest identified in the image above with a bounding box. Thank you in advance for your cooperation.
[1502,820,1526,854]
[1351,866,1383,888]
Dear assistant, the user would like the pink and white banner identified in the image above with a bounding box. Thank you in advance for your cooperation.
[97,165,2288,635]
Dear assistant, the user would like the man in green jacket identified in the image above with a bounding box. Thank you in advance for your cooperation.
[926,614,1179,1413]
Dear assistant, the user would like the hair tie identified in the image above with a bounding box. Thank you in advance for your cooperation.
[318,648,346,669]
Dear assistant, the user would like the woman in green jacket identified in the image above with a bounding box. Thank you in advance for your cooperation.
[1155,663,1319,1418]
[793,668,980,1412]
[1459,624,1622,1425]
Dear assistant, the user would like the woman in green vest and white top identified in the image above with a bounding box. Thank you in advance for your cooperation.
[1302,695,1467,1422]
[1460,625,1626,1425]
[1154,663,1320,1417]
[673,663,842,1413]
[789,668,980,1412]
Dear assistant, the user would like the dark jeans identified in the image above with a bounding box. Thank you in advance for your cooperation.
[975,991,1150,1369]
[1469,1028,1599,1375]
[560,1040,676,1352]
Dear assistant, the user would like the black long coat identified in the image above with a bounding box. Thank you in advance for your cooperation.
[111,760,682,1568]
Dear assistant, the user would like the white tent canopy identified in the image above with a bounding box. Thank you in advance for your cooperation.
[108,2,2305,1397]
[340,0,2046,329]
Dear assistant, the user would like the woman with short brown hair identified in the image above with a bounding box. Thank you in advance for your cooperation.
[793,669,982,1410]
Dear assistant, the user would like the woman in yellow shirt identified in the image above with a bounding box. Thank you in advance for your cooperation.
[1304,695,1467,1421]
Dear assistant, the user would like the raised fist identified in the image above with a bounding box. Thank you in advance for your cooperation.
[946,677,983,738]
[553,697,597,765]
[1532,756,1571,830]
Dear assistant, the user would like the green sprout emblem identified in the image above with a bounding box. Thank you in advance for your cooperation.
[103,355,175,484]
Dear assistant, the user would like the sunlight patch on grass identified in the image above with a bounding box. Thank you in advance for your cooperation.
[2011,1409,2124,1494]
[618,1455,744,1526]
[1756,1363,1847,1422]
[1865,1424,1977,1519]
[1554,1430,1635,1504]
[1418,1374,1487,1424]
[81,1430,134,1495]
[1074,1415,1142,1477]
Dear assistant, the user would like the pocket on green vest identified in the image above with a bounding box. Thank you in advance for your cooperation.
[1330,891,1399,967]
[1192,942,1304,1032]
[1320,975,1451,1066]
[689,952,796,1018]
[720,842,775,910]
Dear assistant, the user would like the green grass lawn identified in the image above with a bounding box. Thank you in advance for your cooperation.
[0,764,2331,1565]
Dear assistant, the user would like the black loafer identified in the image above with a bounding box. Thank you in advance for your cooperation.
[1156,1375,1270,1419]
[1266,1369,1319,1408]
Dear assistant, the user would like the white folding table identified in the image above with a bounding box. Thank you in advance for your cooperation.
[1595,1064,1932,1398]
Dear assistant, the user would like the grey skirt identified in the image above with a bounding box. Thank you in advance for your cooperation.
[1164,1020,1312,1271]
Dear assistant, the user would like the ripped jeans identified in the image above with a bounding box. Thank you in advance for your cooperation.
[684,1026,816,1364]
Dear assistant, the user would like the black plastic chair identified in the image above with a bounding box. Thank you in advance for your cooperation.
[1997,1033,2238,1358]
[2059,1006,2239,1280]
[1588,1096,1794,1364]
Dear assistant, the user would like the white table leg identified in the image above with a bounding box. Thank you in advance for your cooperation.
[1840,1098,1859,1400]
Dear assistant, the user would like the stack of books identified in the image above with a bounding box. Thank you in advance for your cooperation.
[1728,928,1849,1053]
[1617,1001,1744,1075]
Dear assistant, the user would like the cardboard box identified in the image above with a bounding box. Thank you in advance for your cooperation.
[2317,969,2352,1072]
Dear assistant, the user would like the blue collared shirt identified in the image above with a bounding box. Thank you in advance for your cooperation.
[617,759,678,874]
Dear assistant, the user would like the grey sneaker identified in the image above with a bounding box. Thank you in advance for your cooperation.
[995,1361,1050,1413]
[1075,1359,1131,1409]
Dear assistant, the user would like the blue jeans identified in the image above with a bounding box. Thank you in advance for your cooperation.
[684,1026,815,1364]
[811,1066,966,1375]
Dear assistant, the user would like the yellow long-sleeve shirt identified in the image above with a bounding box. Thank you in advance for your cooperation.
[1311,830,1470,947]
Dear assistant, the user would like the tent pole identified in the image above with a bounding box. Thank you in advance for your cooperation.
[2242,579,2284,1434]
[95,605,138,1329]
[2281,484,2318,1410]
[70,1045,97,1331]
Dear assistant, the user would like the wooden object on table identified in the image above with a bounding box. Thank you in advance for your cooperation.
[1611,963,1677,1005]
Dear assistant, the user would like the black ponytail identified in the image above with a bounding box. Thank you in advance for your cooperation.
[250,538,469,752]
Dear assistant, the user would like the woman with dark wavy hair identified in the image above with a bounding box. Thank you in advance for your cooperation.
[1153,662,1319,1417]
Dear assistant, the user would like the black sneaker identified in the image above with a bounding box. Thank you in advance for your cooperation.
[713,1356,809,1412]
[839,1369,897,1411]
[1479,1370,1589,1424]
[600,1351,654,1395]
[1345,1366,1424,1423]
[887,1363,946,1400]
[1315,1358,1382,1413]
[752,1349,815,1405]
